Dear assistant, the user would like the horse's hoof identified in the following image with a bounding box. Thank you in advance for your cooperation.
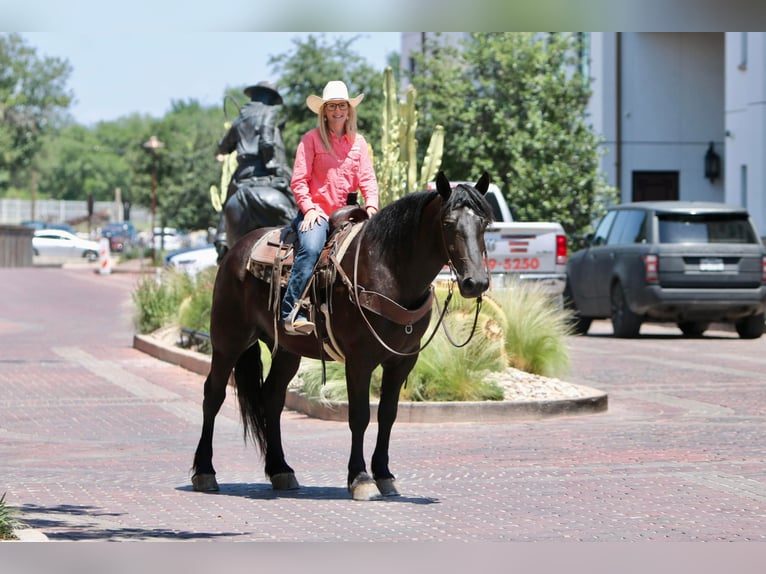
[270,472,300,490]
[192,473,219,492]
[375,478,400,497]
[349,474,382,501]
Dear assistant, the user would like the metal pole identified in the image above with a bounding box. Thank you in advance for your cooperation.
[143,135,164,263]
[150,158,157,261]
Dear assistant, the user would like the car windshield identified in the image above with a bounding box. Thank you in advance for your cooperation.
[658,213,758,244]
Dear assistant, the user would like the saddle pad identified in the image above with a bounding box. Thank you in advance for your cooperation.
[249,228,294,267]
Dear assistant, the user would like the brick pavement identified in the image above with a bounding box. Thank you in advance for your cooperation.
[1,260,765,543]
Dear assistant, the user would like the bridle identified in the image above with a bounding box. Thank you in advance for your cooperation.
[345,198,489,357]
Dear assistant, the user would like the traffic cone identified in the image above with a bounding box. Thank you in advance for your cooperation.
[99,238,112,275]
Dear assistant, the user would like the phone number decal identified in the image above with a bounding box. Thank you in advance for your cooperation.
[487,257,541,271]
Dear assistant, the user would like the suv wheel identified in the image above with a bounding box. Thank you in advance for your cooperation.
[678,321,709,338]
[735,313,764,339]
[610,282,641,338]
[563,282,591,335]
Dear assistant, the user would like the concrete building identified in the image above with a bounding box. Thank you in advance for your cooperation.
[401,32,766,234]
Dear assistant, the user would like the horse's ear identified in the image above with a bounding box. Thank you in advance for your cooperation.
[435,172,452,199]
[475,172,490,195]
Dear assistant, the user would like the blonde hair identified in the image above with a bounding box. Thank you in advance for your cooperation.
[317,103,358,153]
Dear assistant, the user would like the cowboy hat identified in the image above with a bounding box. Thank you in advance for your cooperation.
[244,81,283,105]
[306,81,364,114]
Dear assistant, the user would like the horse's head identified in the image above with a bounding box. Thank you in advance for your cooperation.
[435,171,493,298]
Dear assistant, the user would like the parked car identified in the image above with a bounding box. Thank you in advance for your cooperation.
[153,227,184,252]
[164,244,217,277]
[32,229,101,261]
[101,221,136,252]
[565,201,766,339]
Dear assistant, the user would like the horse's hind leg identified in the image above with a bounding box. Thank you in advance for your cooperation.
[371,356,418,497]
[191,351,235,492]
[261,348,302,490]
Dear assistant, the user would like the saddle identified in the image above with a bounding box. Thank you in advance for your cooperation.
[246,206,369,362]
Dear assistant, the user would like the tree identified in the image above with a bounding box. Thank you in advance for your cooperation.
[0,33,72,194]
[409,32,616,238]
[151,100,222,231]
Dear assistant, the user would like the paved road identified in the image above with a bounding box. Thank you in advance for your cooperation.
[1,261,765,544]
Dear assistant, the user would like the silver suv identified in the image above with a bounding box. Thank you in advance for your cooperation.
[565,201,766,338]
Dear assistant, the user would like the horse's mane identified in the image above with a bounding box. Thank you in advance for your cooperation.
[364,184,494,258]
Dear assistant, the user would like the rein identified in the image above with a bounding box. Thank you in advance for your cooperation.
[337,216,483,358]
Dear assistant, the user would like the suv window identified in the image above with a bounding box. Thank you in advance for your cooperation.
[658,213,758,244]
[608,209,647,245]
[592,211,617,246]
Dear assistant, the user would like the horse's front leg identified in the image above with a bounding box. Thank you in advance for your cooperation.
[345,363,379,501]
[262,349,301,490]
[371,356,418,497]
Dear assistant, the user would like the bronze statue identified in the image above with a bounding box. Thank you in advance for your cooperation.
[214,82,297,262]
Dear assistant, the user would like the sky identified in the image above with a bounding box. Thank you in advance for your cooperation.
[21,32,402,126]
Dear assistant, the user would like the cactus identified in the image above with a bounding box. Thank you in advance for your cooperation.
[375,67,444,207]
[209,121,237,212]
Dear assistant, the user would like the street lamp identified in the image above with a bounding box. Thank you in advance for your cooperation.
[142,135,164,260]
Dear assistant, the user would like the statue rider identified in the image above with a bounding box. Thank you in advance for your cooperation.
[213,82,297,262]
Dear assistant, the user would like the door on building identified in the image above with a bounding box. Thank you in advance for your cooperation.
[632,171,679,202]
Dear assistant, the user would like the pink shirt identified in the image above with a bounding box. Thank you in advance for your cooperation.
[290,128,379,217]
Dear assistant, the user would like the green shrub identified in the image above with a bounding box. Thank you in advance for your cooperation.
[177,267,217,333]
[486,283,573,377]
[0,492,21,540]
[132,268,195,334]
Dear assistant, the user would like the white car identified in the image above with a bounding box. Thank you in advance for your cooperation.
[33,229,101,261]
[164,244,218,277]
[153,227,184,251]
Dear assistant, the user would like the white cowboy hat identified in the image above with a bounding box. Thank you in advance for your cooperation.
[306,81,364,114]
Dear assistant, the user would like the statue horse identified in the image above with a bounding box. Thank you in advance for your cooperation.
[191,172,493,500]
[214,177,298,262]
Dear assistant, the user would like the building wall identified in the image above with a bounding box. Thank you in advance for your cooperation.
[725,32,766,234]
[602,33,726,203]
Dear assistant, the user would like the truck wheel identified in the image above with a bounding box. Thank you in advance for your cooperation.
[678,321,709,337]
[610,282,641,338]
[563,283,591,335]
[735,313,764,339]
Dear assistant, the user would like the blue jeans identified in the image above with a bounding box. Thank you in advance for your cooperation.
[281,213,329,321]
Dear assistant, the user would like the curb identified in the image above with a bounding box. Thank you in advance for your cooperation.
[11,528,49,542]
[133,333,608,423]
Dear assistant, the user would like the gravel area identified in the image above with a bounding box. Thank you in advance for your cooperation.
[487,368,593,402]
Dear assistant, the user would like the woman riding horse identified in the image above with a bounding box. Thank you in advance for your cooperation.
[192,171,493,500]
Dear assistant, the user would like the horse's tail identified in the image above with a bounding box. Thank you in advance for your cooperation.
[233,343,268,455]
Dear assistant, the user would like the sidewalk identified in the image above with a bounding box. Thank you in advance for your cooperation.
[1,260,765,544]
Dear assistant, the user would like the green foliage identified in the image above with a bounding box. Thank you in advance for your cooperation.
[409,32,617,240]
[132,269,194,334]
[0,33,73,194]
[0,492,21,540]
[177,267,217,332]
[376,66,444,207]
[485,283,574,377]
[403,293,505,401]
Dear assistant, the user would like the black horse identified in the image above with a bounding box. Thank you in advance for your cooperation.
[192,172,493,500]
